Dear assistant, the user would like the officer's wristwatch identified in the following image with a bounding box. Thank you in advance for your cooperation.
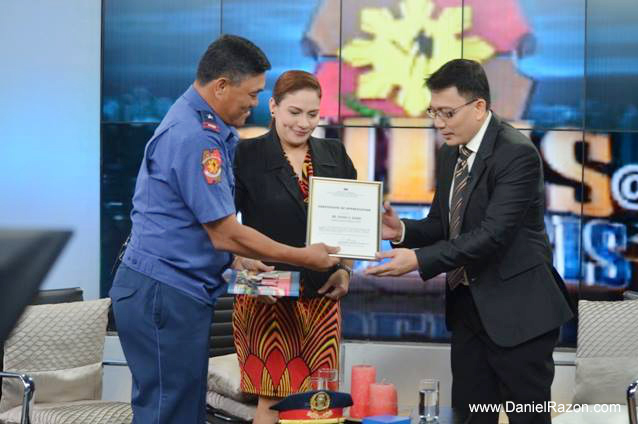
[336,263,353,279]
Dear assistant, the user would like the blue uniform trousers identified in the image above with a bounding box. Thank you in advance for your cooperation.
[110,264,213,424]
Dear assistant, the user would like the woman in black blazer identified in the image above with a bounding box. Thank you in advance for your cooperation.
[232,71,357,424]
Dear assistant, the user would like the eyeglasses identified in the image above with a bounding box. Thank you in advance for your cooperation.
[426,98,478,121]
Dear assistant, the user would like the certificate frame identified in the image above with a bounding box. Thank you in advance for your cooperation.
[306,176,383,261]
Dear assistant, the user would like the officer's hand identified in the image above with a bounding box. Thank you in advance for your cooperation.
[318,268,349,300]
[381,201,403,242]
[364,248,418,277]
[305,243,340,271]
[250,294,278,304]
[232,256,275,273]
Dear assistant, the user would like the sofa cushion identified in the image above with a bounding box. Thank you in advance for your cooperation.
[573,300,638,404]
[208,353,256,403]
[0,299,111,413]
[0,400,131,424]
[206,391,255,422]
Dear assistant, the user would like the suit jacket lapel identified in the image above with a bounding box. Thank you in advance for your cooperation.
[457,114,499,225]
[264,130,307,220]
[309,137,338,178]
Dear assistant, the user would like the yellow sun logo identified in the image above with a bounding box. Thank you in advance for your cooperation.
[341,0,495,116]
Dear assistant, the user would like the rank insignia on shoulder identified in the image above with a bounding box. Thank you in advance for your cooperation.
[202,148,222,184]
[200,111,220,133]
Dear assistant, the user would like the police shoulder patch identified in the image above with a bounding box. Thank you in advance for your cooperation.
[202,148,222,184]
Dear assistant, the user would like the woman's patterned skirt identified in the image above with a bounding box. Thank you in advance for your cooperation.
[232,294,340,397]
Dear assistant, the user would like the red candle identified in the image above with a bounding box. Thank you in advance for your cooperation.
[350,365,376,418]
[368,382,398,416]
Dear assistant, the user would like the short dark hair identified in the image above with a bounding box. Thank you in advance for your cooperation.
[196,34,271,84]
[426,59,491,109]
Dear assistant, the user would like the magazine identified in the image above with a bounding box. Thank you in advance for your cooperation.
[223,269,300,297]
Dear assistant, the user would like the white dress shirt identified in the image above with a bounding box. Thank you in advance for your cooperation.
[447,111,491,210]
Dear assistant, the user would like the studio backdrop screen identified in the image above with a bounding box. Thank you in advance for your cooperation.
[101,0,638,346]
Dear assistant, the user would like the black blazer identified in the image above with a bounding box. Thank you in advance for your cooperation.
[400,115,574,347]
[234,130,357,298]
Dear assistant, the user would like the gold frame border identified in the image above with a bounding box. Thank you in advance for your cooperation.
[306,176,383,261]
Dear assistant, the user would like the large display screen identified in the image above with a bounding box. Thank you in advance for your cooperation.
[102,0,638,346]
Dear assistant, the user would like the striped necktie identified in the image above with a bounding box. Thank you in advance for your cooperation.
[447,145,473,290]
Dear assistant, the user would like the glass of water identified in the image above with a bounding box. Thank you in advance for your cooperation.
[309,376,326,391]
[318,368,339,391]
[419,379,439,422]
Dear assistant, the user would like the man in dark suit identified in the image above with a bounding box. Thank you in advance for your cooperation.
[366,59,574,424]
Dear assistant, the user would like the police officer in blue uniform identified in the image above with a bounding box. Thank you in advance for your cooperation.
[109,35,340,424]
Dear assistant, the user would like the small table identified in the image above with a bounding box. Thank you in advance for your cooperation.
[346,407,468,424]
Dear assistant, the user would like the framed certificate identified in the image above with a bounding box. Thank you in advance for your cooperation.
[306,176,383,260]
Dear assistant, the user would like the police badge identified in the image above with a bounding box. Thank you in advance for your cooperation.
[202,149,222,184]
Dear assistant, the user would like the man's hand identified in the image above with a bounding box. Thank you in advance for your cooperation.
[303,243,340,271]
[232,257,278,304]
[318,269,349,300]
[231,256,275,273]
[381,201,403,241]
[364,248,418,277]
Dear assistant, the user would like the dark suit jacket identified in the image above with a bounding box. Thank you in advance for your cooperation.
[400,114,574,347]
[234,129,357,298]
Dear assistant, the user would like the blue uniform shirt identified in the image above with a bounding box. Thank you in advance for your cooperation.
[122,85,239,304]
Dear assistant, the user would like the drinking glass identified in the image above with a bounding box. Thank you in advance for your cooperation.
[418,379,439,422]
